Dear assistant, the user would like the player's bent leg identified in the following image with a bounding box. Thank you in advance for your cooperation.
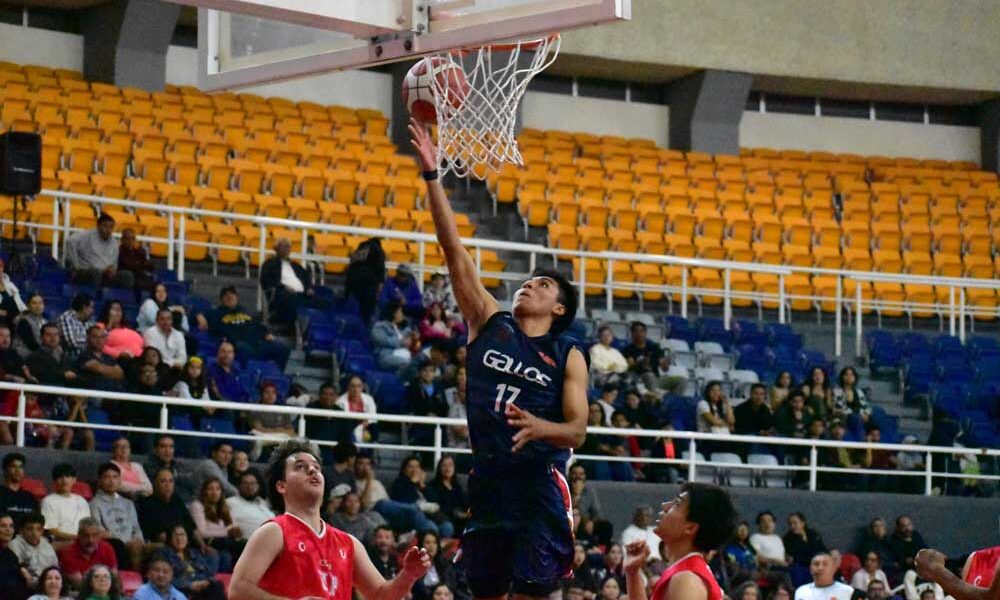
[460,528,515,599]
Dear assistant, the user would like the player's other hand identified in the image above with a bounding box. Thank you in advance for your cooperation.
[623,540,651,574]
[408,117,437,171]
[506,403,543,452]
[915,548,946,580]
[401,545,432,579]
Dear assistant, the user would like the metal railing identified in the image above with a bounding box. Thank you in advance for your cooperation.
[12,189,1000,359]
[2,381,997,495]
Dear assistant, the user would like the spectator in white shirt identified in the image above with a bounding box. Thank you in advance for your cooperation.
[9,512,58,589]
[224,471,274,538]
[142,309,187,369]
[336,374,378,443]
[589,326,628,386]
[620,505,661,561]
[851,551,889,592]
[260,237,327,327]
[750,511,788,567]
[794,553,855,600]
[40,463,91,543]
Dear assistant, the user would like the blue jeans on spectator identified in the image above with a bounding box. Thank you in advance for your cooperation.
[591,460,634,482]
[374,499,440,534]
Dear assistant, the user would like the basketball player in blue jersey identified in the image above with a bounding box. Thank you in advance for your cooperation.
[410,119,590,600]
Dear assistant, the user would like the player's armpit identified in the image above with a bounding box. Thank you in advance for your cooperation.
[666,572,708,600]
[229,522,286,600]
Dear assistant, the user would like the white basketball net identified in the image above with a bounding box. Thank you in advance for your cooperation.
[427,34,561,179]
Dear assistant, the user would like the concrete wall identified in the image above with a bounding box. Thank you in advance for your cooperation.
[520,91,670,146]
[741,111,982,162]
[561,0,1000,97]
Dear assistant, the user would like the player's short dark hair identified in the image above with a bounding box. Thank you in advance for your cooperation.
[2,452,25,470]
[97,462,121,478]
[211,440,233,454]
[52,463,76,480]
[681,482,736,553]
[21,511,44,528]
[530,268,577,336]
[266,438,321,514]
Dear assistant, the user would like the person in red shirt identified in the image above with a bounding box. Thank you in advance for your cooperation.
[623,483,736,600]
[230,438,431,600]
[58,517,117,588]
[917,545,1000,600]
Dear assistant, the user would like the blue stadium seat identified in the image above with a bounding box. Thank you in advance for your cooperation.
[100,288,135,304]
[200,418,247,452]
[304,325,337,358]
[368,370,407,414]
[86,408,118,452]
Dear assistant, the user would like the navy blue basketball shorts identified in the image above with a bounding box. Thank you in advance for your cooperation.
[458,464,574,598]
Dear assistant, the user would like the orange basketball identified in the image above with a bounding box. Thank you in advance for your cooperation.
[402,57,470,123]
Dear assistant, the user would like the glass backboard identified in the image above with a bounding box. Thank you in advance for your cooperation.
[163,0,630,90]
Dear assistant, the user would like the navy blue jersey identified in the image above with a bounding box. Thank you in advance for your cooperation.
[466,311,580,471]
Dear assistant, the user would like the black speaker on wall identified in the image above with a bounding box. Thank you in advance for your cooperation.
[0,131,42,196]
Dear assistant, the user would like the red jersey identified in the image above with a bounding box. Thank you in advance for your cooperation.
[258,513,355,600]
[650,553,722,600]
[965,545,1000,588]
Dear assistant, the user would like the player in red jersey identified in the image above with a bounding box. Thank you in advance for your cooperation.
[917,545,1000,600]
[623,483,736,600]
[230,439,431,600]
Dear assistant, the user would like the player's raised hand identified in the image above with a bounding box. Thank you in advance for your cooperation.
[915,548,946,580]
[506,402,543,452]
[401,545,432,579]
[408,117,437,171]
[623,540,651,574]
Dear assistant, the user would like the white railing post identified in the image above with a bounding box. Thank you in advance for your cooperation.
[417,242,426,293]
[959,288,966,342]
[51,198,60,260]
[14,389,26,447]
[809,446,818,491]
[688,439,697,482]
[475,246,482,275]
[433,425,443,468]
[723,269,731,330]
[62,197,71,262]
[257,226,267,311]
[160,402,169,431]
[681,268,688,319]
[834,276,842,357]
[300,228,308,267]
[949,286,956,336]
[605,259,614,312]
[855,281,863,358]
[578,256,586,313]
[778,274,786,324]
[529,251,536,273]
[178,216,186,282]
[924,451,933,496]
[166,212,175,271]
[298,413,307,437]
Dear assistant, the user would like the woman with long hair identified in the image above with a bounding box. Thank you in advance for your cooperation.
[110,436,153,497]
[588,543,626,591]
[832,366,873,430]
[410,530,457,600]
[597,575,622,600]
[418,302,454,343]
[97,300,143,360]
[171,356,210,403]
[723,522,759,586]
[157,525,225,600]
[731,580,763,600]
[426,455,468,536]
[79,565,121,600]
[388,455,448,537]
[698,381,735,454]
[801,367,831,422]
[26,566,71,600]
[782,512,827,583]
[769,371,794,412]
[13,292,46,357]
[138,282,189,332]
[189,477,242,571]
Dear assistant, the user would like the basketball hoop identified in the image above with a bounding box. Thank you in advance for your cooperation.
[425,34,560,179]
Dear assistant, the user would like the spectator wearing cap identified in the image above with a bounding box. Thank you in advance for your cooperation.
[0,453,38,528]
[66,213,134,289]
[379,264,424,318]
[199,286,290,370]
[40,463,91,543]
[57,294,96,360]
[589,326,628,387]
[249,381,295,460]
[142,308,187,369]
[336,375,378,443]
[260,237,328,328]
[75,325,126,392]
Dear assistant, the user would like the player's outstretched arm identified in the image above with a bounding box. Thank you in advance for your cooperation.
[409,119,499,341]
[352,536,431,600]
[916,549,1000,600]
[229,522,293,600]
[506,348,589,451]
